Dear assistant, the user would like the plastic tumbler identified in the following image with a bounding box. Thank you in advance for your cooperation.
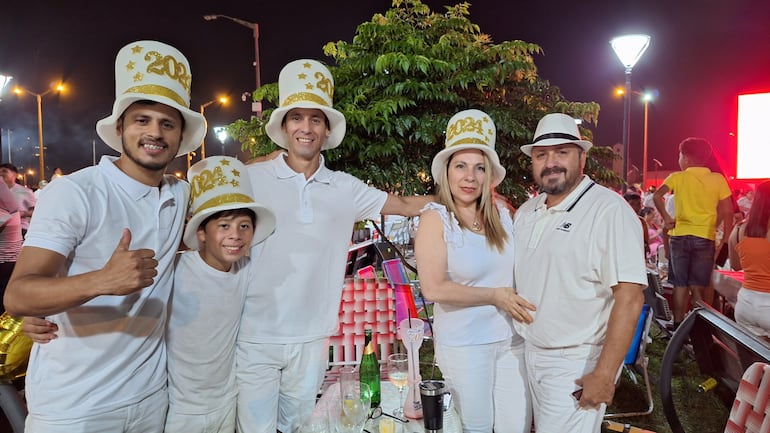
[419,380,446,433]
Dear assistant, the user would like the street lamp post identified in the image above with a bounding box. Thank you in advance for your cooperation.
[611,34,650,190]
[1,74,12,163]
[5,129,11,164]
[199,96,228,159]
[616,88,655,188]
[13,84,64,182]
[203,14,262,117]
[642,92,652,188]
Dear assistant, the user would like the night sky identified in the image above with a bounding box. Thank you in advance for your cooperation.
[1,0,769,183]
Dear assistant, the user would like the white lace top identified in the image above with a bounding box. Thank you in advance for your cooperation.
[418,201,520,346]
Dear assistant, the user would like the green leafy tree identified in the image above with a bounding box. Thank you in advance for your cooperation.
[230,0,621,206]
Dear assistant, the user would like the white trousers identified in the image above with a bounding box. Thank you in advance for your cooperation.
[236,338,329,433]
[165,397,236,433]
[735,288,770,338]
[435,338,531,433]
[25,386,167,433]
[525,342,605,433]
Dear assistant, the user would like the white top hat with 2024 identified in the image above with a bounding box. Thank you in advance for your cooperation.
[184,156,276,250]
[264,59,346,151]
[96,40,207,157]
[431,109,506,187]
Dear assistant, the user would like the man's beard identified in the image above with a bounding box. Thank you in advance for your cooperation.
[538,166,570,195]
[122,137,173,171]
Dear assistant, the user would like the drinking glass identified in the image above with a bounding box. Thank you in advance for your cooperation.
[330,381,371,433]
[388,353,409,419]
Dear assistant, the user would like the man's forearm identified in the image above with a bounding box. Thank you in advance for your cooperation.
[593,284,644,379]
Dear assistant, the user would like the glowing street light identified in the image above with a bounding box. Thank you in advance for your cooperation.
[203,14,262,117]
[213,126,228,156]
[14,83,66,182]
[199,96,228,159]
[0,74,12,99]
[611,34,650,190]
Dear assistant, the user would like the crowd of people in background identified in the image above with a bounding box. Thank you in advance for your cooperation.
[1,36,768,433]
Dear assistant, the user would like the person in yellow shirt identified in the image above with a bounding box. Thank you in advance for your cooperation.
[652,137,733,330]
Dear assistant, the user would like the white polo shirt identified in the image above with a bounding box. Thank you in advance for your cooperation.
[512,176,647,349]
[239,154,388,343]
[23,155,188,420]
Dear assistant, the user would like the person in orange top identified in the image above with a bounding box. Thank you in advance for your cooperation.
[728,180,770,339]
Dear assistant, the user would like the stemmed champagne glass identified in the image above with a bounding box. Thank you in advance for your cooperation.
[388,353,409,419]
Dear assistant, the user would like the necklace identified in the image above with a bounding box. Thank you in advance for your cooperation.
[471,219,482,232]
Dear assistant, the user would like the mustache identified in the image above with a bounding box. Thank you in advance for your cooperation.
[540,166,566,177]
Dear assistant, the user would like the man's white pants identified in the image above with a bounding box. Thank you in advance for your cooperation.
[25,386,167,433]
[435,338,531,433]
[236,338,329,433]
[525,342,606,433]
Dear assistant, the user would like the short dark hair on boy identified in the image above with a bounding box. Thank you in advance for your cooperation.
[679,137,713,165]
[199,208,257,231]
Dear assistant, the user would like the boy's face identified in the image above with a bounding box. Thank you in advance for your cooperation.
[197,214,255,272]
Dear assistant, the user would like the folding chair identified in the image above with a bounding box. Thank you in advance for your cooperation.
[724,362,770,433]
[605,304,654,418]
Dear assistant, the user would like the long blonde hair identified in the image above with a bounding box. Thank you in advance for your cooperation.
[436,151,508,252]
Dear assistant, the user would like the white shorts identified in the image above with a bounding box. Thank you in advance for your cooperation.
[25,386,167,433]
[735,288,770,338]
[236,338,329,433]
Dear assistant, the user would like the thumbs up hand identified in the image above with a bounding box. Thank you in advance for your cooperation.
[100,228,158,296]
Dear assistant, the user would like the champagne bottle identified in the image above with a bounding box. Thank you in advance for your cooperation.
[359,328,381,408]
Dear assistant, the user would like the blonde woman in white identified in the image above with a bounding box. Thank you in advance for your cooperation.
[415,109,535,433]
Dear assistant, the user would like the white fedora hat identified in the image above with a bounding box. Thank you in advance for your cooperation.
[96,40,207,157]
[265,59,346,150]
[431,109,505,187]
[184,156,275,250]
[520,113,593,157]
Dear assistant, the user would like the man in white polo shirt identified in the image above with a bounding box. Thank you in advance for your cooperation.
[512,113,647,432]
[236,59,433,433]
[4,40,206,433]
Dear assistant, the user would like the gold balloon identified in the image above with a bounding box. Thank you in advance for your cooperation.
[0,312,32,381]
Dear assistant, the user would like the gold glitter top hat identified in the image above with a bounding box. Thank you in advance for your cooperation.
[184,156,275,250]
[96,40,207,157]
[265,59,346,150]
[431,109,505,187]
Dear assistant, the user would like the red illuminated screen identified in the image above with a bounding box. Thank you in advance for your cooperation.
[737,92,770,179]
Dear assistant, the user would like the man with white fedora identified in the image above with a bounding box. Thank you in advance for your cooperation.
[5,40,205,432]
[236,59,433,433]
[512,113,646,432]
[167,156,275,433]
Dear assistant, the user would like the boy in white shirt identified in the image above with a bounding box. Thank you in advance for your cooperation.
[165,156,275,433]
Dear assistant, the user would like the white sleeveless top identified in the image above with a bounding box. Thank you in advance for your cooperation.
[420,202,521,346]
